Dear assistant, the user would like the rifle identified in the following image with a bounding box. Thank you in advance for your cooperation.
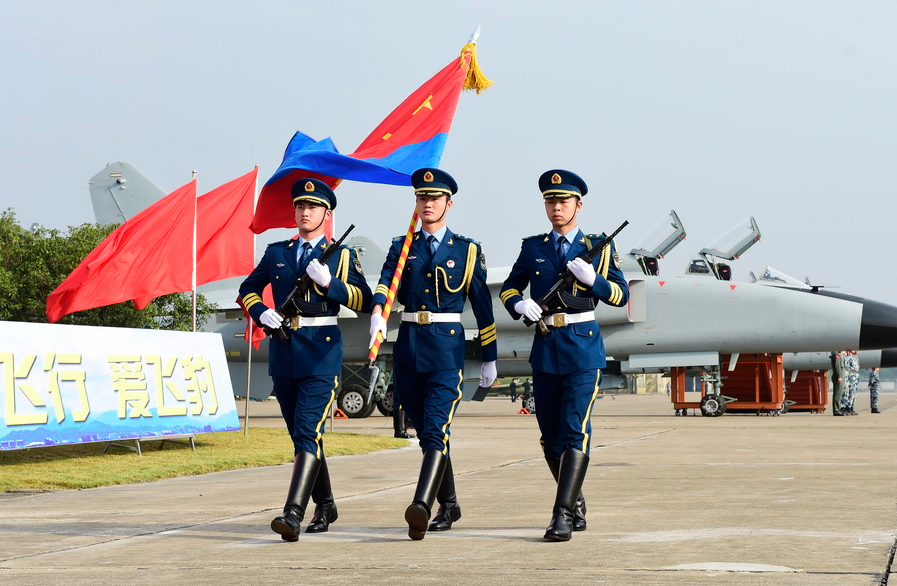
[265,224,356,343]
[524,220,628,336]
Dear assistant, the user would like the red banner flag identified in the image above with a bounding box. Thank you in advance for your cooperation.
[236,285,274,350]
[46,180,197,322]
[196,167,258,286]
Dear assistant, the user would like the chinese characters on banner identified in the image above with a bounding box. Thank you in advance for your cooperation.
[0,322,239,450]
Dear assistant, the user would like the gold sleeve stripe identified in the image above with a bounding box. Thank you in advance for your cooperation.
[480,332,497,346]
[242,293,262,309]
[609,282,623,305]
[499,288,521,303]
[348,284,365,311]
[479,324,496,337]
[375,284,389,297]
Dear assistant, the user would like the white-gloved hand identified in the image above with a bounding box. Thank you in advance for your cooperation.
[480,360,497,388]
[306,259,332,288]
[514,299,543,322]
[260,308,284,329]
[369,312,388,349]
[567,257,597,287]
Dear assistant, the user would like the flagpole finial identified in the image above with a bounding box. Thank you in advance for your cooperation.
[469,23,481,44]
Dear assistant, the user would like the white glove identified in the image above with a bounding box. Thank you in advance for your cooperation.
[306,259,332,288]
[514,299,543,322]
[260,308,283,329]
[567,257,596,287]
[480,361,497,387]
[369,312,388,348]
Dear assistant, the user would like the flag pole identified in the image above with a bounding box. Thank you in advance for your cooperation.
[191,169,198,332]
[243,165,260,436]
[368,210,419,365]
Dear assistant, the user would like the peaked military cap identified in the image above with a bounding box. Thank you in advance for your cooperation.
[538,169,588,199]
[412,167,458,197]
[292,178,337,210]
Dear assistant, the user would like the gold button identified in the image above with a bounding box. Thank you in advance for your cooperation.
[275,276,280,279]
[421,305,427,309]
[589,331,593,336]
[450,329,455,334]
[449,275,453,280]
[326,336,331,342]
[535,271,540,276]
[427,273,432,278]
[424,289,430,293]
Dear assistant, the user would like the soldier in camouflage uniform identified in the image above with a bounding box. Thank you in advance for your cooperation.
[869,367,881,414]
[843,350,860,415]
[831,351,846,416]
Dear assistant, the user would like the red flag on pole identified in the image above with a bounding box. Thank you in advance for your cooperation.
[196,167,258,286]
[46,180,197,322]
[236,285,274,350]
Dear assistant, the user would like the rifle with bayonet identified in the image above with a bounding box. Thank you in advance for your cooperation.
[524,220,629,336]
[265,224,356,343]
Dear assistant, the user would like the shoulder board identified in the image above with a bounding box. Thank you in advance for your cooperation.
[266,238,294,248]
[392,235,405,242]
[452,233,480,245]
[523,233,547,241]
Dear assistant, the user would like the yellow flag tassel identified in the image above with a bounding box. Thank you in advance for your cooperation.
[460,42,493,94]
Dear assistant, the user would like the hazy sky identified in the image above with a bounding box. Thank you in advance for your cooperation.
[3,1,895,302]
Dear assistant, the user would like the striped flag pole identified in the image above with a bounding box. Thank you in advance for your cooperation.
[368,210,419,365]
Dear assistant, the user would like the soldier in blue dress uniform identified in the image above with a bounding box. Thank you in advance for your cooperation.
[499,169,629,541]
[369,167,498,540]
[239,178,372,542]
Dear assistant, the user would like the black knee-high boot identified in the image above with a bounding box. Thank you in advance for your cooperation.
[544,448,589,542]
[428,456,462,531]
[271,452,320,542]
[545,457,587,531]
[393,407,415,439]
[305,454,338,533]
[404,449,447,540]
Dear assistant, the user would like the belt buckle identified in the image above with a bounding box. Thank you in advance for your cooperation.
[290,316,301,329]
[417,311,431,325]
[552,314,567,328]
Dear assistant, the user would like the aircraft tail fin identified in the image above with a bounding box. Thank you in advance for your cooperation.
[88,162,167,225]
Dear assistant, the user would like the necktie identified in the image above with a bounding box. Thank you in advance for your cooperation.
[556,235,566,265]
[299,242,311,270]
[427,235,436,261]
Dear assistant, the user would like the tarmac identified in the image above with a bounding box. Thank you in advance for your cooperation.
[1,391,895,585]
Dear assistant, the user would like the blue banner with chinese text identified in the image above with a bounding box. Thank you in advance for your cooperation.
[0,321,239,450]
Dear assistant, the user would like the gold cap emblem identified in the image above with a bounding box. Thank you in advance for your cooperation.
[423,171,434,183]
[551,173,562,185]
[304,181,315,192]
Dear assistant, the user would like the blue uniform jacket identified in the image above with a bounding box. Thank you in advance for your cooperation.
[372,228,497,372]
[239,237,372,378]
[499,231,629,374]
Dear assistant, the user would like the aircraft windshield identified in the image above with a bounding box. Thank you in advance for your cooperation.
[756,266,810,288]
[629,210,686,258]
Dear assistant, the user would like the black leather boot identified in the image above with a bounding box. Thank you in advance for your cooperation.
[271,452,320,542]
[544,449,589,542]
[546,457,587,531]
[405,449,447,540]
[428,456,461,531]
[393,408,415,439]
[305,454,338,533]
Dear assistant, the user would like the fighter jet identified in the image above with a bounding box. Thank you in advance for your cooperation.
[87,164,897,418]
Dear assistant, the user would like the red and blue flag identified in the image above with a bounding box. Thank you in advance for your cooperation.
[250,43,490,233]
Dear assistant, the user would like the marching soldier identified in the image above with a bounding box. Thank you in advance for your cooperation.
[499,169,629,541]
[369,167,497,540]
[239,178,372,542]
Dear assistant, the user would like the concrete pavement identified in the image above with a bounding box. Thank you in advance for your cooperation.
[1,392,895,585]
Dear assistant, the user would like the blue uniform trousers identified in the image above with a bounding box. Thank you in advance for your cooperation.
[394,364,463,455]
[533,369,602,460]
[273,375,338,457]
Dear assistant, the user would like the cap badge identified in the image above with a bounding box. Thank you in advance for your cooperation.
[447,260,455,268]
[304,181,315,192]
[551,173,562,185]
[424,171,434,183]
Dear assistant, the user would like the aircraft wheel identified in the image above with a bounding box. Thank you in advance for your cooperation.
[376,385,395,417]
[523,395,537,413]
[337,384,372,419]
[700,394,726,417]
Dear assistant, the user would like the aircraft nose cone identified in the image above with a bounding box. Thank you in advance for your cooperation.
[859,298,897,350]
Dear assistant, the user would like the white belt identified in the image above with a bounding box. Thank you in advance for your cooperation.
[542,312,595,328]
[401,311,462,325]
[288,316,338,329]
